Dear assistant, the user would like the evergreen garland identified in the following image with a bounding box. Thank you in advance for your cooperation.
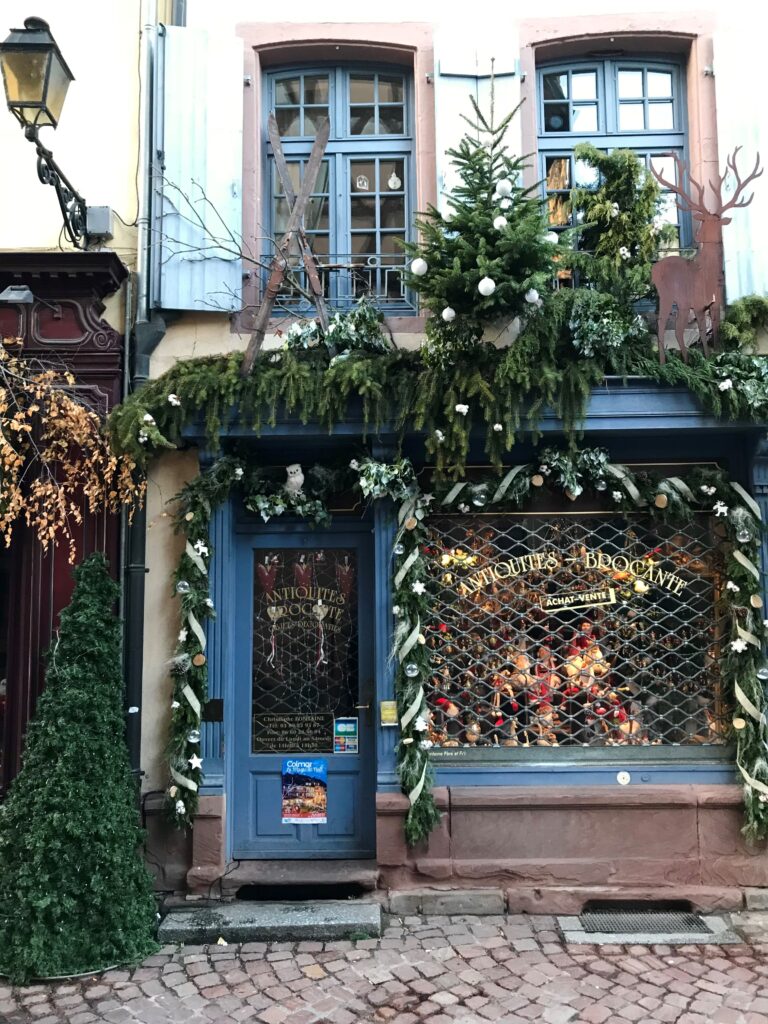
[0,555,158,983]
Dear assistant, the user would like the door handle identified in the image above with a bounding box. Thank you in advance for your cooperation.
[354,703,371,709]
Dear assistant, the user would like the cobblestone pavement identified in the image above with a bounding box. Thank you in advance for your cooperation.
[4,913,768,1024]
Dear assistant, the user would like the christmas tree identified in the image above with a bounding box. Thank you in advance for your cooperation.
[403,93,558,359]
[0,554,158,983]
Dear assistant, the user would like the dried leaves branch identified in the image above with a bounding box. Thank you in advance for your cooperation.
[0,341,144,561]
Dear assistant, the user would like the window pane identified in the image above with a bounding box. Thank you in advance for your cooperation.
[543,72,568,100]
[574,158,599,188]
[313,160,330,193]
[307,233,329,256]
[351,233,377,256]
[304,107,329,135]
[548,194,570,226]
[648,71,672,98]
[304,75,329,104]
[351,161,375,193]
[546,157,570,190]
[381,196,405,228]
[379,106,404,134]
[275,76,300,105]
[648,102,674,130]
[650,154,677,183]
[617,70,644,99]
[305,195,329,231]
[544,103,569,132]
[351,106,376,135]
[572,104,597,131]
[350,74,375,104]
[274,197,290,233]
[619,102,645,130]
[381,159,405,191]
[380,233,405,260]
[379,75,404,103]
[275,107,301,136]
[658,191,681,226]
[351,197,376,229]
[571,72,597,100]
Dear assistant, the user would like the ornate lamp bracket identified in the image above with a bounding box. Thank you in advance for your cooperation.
[24,124,88,249]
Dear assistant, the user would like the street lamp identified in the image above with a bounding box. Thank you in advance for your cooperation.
[0,17,88,248]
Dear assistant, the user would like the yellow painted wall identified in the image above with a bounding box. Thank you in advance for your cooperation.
[0,0,142,268]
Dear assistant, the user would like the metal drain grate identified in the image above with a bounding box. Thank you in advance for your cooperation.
[579,909,713,935]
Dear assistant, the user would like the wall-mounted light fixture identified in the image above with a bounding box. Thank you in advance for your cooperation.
[0,284,60,313]
[0,17,89,248]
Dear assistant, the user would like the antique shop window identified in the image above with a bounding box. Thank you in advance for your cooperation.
[265,66,415,312]
[537,58,688,249]
[422,510,728,756]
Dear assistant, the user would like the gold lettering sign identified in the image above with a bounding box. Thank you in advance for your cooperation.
[461,548,688,597]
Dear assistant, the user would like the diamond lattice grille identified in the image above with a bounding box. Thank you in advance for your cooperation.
[251,548,359,753]
[423,514,727,749]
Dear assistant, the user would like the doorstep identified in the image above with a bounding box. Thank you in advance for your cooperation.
[218,859,380,897]
[159,899,383,944]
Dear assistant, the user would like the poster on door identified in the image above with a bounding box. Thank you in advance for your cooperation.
[281,758,328,824]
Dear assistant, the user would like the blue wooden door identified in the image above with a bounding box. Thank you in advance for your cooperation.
[232,525,376,858]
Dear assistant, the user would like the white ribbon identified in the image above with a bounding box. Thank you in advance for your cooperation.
[666,476,695,503]
[737,623,761,648]
[400,685,424,731]
[394,548,419,589]
[171,767,199,792]
[398,621,422,660]
[408,760,428,807]
[606,463,644,505]
[735,682,762,723]
[492,465,526,503]
[182,683,201,718]
[732,481,762,522]
[187,611,207,652]
[738,761,768,797]
[442,482,467,506]
[734,550,761,582]
[185,540,208,575]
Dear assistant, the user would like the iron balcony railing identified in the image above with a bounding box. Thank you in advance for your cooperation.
[268,251,417,315]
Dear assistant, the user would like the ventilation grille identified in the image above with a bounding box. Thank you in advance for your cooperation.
[578,908,713,935]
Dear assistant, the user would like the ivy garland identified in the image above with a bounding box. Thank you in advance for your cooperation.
[164,447,768,846]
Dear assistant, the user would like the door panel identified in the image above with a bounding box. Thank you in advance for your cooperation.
[232,530,375,859]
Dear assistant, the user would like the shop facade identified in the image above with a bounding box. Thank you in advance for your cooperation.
[137,382,768,912]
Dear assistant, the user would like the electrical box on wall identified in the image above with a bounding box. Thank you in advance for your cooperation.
[86,206,114,242]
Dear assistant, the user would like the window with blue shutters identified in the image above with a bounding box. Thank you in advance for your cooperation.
[264,66,416,313]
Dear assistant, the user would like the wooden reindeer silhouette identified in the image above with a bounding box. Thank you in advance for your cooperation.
[650,147,762,363]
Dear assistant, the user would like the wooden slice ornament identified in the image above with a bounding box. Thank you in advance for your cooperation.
[751,593,764,609]
[654,493,669,509]
[531,474,544,488]
[192,653,207,667]
[404,516,418,531]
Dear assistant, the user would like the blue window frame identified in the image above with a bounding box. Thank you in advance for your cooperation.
[265,66,416,313]
[537,58,689,250]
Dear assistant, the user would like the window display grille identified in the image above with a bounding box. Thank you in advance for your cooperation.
[423,514,728,752]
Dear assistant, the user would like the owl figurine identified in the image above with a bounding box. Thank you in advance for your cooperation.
[284,463,304,495]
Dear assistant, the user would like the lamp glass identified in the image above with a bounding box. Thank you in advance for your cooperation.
[0,19,73,128]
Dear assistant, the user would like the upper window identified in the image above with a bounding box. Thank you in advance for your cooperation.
[265,66,415,312]
[537,58,688,248]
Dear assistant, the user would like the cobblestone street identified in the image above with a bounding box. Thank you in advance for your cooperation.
[4,913,768,1024]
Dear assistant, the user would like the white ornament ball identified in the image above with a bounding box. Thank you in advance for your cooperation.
[525,288,540,304]
[545,232,559,244]
[441,306,457,322]
[500,198,512,210]
[496,178,513,197]
[443,208,454,223]
[410,257,428,277]
[478,277,496,297]
[493,215,508,230]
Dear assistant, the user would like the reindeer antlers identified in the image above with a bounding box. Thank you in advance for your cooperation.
[650,147,763,221]
[714,146,763,215]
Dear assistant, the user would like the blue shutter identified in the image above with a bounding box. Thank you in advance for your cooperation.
[151,25,243,312]
[714,28,768,302]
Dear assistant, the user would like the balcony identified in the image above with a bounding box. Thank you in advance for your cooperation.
[266,252,417,316]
